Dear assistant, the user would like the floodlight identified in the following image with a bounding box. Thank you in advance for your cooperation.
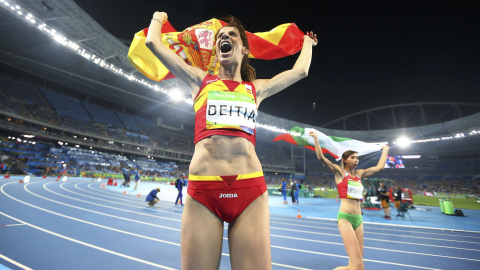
[169,89,184,101]
[396,137,411,147]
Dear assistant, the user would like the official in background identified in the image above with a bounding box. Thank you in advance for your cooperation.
[394,185,403,217]
[146,188,160,207]
[378,182,391,219]
[175,177,184,205]
[290,179,297,204]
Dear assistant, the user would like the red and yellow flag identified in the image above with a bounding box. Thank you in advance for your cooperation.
[127,18,305,81]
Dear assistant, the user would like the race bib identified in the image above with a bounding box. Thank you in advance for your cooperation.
[347,180,364,200]
[206,91,257,134]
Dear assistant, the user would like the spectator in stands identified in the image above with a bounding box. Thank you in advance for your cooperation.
[378,182,391,219]
[394,185,403,217]
[146,188,161,207]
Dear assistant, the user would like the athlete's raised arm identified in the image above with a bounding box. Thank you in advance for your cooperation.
[254,31,317,107]
[145,12,206,95]
[309,131,343,178]
[357,145,390,178]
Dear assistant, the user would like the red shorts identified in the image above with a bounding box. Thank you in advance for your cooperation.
[187,171,267,223]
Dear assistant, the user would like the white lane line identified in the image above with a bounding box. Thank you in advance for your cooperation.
[3,183,310,270]
[85,183,175,207]
[21,183,181,231]
[271,234,480,262]
[0,224,25,227]
[1,182,180,246]
[0,253,32,270]
[219,252,313,270]
[75,183,180,213]
[24,182,480,253]
[270,226,480,252]
[270,220,480,244]
[65,184,480,242]
[270,215,480,239]
[46,183,181,222]
[308,217,480,234]
[271,245,443,270]
[0,211,176,270]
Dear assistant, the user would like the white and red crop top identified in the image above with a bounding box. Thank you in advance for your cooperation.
[193,74,257,145]
[337,169,364,200]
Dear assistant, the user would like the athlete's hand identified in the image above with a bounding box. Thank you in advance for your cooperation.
[382,145,390,151]
[309,131,318,139]
[304,31,318,46]
[152,11,168,24]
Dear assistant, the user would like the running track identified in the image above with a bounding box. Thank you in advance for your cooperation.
[1,178,479,269]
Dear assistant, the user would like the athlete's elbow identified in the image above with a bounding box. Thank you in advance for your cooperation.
[145,39,154,50]
[145,40,153,51]
[299,68,309,79]
[145,37,161,50]
[292,67,308,80]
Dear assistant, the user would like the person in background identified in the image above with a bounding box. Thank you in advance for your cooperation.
[394,185,403,217]
[310,131,389,270]
[175,176,184,206]
[134,170,141,191]
[294,180,301,204]
[146,188,160,207]
[281,178,288,204]
[120,169,130,187]
[378,182,391,219]
[290,179,297,204]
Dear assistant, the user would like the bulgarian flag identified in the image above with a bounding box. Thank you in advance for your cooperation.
[273,127,384,160]
[127,18,305,81]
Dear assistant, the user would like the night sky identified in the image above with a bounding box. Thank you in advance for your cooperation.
[75,0,480,128]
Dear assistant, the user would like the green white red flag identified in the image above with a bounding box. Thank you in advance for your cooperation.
[272,127,383,160]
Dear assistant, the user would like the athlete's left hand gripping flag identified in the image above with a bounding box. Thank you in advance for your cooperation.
[127,19,305,81]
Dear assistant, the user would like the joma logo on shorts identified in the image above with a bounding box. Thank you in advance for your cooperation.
[219,193,238,198]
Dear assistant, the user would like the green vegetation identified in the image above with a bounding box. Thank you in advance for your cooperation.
[316,189,480,210]
[413,195,480,210]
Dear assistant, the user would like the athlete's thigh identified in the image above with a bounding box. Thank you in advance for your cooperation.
[181,194,224,270]
[228,191,271,270]
[354,223,364,256]
[337,219,362,261]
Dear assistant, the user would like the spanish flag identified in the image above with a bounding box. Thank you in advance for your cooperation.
[127,18,305,82]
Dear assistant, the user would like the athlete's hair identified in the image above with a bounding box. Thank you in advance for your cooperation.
[340,150,358,168]
[217,16,256,82]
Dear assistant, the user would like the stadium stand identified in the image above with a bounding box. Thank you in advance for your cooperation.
[39,86,91,122]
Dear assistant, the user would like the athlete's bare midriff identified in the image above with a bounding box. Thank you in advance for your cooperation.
[189,135,262,176]
[336,175,363,215]
[339,199,362,215]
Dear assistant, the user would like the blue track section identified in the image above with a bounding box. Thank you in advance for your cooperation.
[1,177,479,270]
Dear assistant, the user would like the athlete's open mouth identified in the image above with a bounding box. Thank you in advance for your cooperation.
[220,41,232,53]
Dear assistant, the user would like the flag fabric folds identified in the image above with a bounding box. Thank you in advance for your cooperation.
[273,127,384,160]
[127,18,305,82]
